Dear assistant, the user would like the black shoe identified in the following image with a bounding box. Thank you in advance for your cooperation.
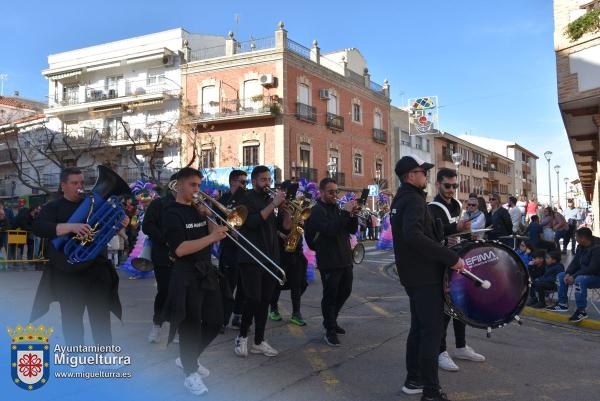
[324,330,341,347]
[526,298,538,307]
[401,380,424,395]
[532,301,546,309]
[421,391,451,401]
[569,310,588,323]
[334,325,346,335]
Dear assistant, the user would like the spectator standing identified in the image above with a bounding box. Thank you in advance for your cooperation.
[564,200,581,255]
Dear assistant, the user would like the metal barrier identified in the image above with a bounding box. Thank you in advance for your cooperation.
[0,229,48,264]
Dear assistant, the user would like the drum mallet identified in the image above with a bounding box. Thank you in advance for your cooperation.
[460,269,491,289]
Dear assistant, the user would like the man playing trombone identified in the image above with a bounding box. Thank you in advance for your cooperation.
[160,168,228,396]
[234,165,286,358]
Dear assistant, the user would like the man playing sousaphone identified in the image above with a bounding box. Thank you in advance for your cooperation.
[31,167,129,354]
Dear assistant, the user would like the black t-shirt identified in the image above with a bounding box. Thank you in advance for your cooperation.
[33,197,82,239]
[163,202,211,266]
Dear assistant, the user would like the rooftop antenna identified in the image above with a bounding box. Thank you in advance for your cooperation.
[234,14,240,39]
[0,74,7,96]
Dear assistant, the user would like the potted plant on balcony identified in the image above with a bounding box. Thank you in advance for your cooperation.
[251,94,264,102]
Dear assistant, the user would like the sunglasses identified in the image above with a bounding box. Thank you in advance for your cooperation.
[467,203,478,207]
[489,198,496,201]
[443,183,459,189]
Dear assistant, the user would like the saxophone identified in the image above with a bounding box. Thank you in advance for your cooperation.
[284,198,312,252]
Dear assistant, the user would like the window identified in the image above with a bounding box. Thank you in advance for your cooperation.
[62,84,79,104]
[298,83,310,105]
[426,139,431,152]
[243,144,259,166]
[105,75,123,97]
[146,68,165,86]
[243,79,262,109]
[299,143,311,168]
[103,117,123,140]
[200,148,215,169]
[375,159,383,179]
[329,151,339,174]
[415,136,423,150]
[401,130,411,147]
[352,103,361,122]
[63,120,78,136]
[353,153,363,174]
[374,112,382,129]
[201,85,218,115]
[327,94,338,114]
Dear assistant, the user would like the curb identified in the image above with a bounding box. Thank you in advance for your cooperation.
[522,306,600,330]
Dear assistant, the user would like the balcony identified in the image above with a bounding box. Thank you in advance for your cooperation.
[373,128,387,144]
[188,96,280,124]
[118,166,178,184]
[293,167,318,182]
[46,78,179,115]
[488,170,498,181]
[327,171,345,186]
[522,163,531,175]
[326,113,344,131]
[42,173,60,188]
[0,148,17,164]
[523,181,532,192]
[296,102,317,123]
[0,181,14,196]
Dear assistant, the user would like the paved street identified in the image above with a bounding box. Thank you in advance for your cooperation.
[2,243,600,401]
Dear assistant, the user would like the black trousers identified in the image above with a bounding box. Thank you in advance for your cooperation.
[532,279,556,302]
[219,256,245,325]
[440,315,466,353]
[319,267,353,330]
[57,267,113,346]
[405,284,445,398]
[239,262,276,345]
[179,289,220,375]
[271,252,307,315]
[153,264,172,326]
[564,223,577,252]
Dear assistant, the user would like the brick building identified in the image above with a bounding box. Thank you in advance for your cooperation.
[181,22,391,192]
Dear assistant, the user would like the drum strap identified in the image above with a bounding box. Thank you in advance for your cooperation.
[429,201,460,224]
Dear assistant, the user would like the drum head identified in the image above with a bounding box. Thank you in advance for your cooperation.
[445,241,530,329]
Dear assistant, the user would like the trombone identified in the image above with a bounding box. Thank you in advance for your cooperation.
[168,180,286,285]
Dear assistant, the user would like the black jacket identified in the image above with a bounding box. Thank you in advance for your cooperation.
[305,199,358,270]
[390,183,459,287]
[237,189,280,266]
[488,207,512,240]
[15,208,34,231]
[428,195,461,237]
[217,188,246,265]
[142,194,174,267]
[566,243,600,277]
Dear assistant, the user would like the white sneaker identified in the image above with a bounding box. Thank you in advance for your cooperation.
[250,340,279,357]
[172,333,179,344]
[148,325,161,343]
[184,372,208,396]
[234,336,248,357]
[438,351,459,371]
[175,357,210,378]
[454,345,486,362]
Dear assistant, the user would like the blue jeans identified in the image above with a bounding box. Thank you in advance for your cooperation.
[554,230,567,249]
[557,271,600,310]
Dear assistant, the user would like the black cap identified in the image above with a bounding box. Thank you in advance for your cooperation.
[394,155,434,177]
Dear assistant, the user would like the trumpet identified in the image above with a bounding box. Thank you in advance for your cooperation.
[168,180,286,285]
[266,188,312,221]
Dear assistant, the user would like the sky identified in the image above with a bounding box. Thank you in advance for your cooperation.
[0,0,574,204]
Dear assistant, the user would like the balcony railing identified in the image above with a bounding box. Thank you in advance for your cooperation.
[49,78,178,108]
[296,102,317,123]
[326,113,344,131]
[188,95,280,122]
[286,39,311,59]
[373,128,387,144]
[237,37,276,54]
[119,166,179,183]
[0,148,17,163]
[190,44,226,61]
[327,171,345,186]
[42,173,60,188]
[293,167,318,182]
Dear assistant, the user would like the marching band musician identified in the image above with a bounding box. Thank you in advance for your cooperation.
[390,156,463,401]
[428,168,485,373]
[159,167,228,396]
[304,177,359,347]
[218,169,248,329]
[234,165,284,358]
[31,167,127,349]
[269,180,309,326]
[144,173,177,343]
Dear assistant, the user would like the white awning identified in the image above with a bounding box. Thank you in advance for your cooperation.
[46,69,82,80]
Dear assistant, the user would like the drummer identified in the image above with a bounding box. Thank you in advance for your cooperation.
[428,168,486,373]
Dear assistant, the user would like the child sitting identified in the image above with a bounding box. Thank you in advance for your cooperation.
[529,250,564,308]
[526,249,546,306]
[516,240,534,266]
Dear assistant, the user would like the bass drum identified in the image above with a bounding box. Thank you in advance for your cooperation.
[444,240,530,331]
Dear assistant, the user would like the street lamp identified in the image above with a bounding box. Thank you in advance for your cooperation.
[564,177,569,208]
[451,152,463,200]
[544,151,552,206]
[554,165,560,209]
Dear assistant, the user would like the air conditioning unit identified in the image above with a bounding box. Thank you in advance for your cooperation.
[259,74,275,86]
[162,54,174,66]
[319,89,330,100]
